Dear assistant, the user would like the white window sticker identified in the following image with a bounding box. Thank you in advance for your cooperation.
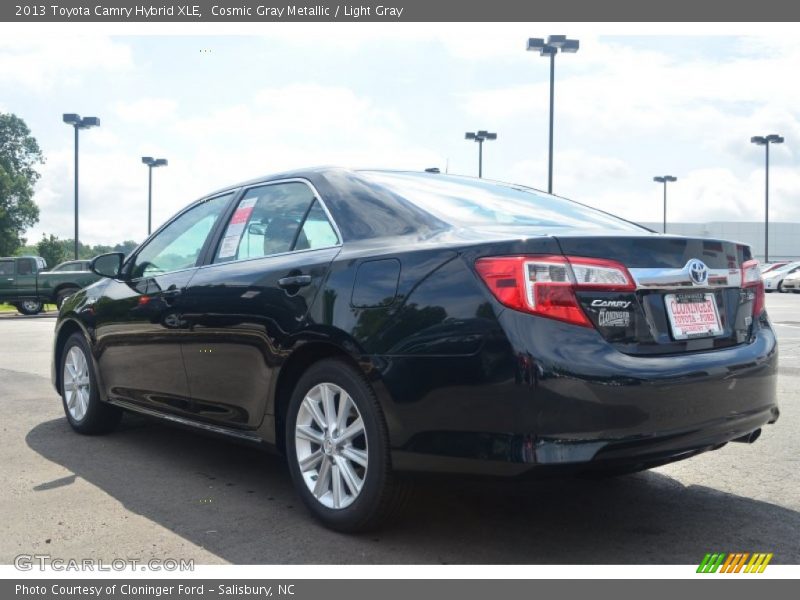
[218,236,240,259]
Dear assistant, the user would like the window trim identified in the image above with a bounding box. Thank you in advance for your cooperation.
[16,257,35,276]
[204,178,342,268]
[123,189,241,282]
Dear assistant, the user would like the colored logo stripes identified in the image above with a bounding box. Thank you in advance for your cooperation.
[697,553,773,573]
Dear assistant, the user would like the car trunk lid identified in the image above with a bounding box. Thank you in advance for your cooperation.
[553,234,759,356]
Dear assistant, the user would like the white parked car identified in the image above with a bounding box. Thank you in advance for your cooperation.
[762,261,800,292]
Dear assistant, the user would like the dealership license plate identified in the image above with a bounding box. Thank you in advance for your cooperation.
[664,293,723,340]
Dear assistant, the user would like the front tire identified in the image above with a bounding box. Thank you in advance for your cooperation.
[285,358,409,532]
[18,299,43,315]
[60,333,121,434]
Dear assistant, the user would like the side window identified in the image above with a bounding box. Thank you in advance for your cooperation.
[17,258,34,276]
[130,193,233,279]
[215,182,338,263]
[0,260,13,276]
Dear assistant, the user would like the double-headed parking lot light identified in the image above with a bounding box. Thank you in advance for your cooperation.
[63,114,100,260]
[465,130,497,178]
[751,134,784,263]
[653,175,678,234]
[141,157,168,236]
[527,35,580,194]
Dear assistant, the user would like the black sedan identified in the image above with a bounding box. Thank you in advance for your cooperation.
[52,168,779,531]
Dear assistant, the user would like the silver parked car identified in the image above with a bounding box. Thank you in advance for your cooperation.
[780,270,800,293]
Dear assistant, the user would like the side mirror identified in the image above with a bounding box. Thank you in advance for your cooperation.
[90,252,124,279]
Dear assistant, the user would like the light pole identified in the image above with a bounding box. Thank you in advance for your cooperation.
[465,130,497,178]
[62,114,100,259]
[751,134,784,263]
[527,35,579,194]
[141,157,168,236]
[653,175,677,233]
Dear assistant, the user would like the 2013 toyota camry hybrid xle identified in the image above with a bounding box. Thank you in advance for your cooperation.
[51,168,779,532]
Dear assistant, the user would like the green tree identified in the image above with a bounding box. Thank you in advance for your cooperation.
[58,238,140,260]
[0,113,43,255]
[36,233,65,268]
[112,240,139,257]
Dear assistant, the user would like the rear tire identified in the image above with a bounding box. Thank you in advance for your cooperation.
[778,281,785,293]
[56,287,79,309]
[285,358,410,532]
[18,299,42,315]
[60,333,121,434]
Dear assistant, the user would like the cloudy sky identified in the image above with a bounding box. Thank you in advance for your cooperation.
[1,25,799,246]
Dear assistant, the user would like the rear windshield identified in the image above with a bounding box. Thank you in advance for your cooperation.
[359,171,645,232]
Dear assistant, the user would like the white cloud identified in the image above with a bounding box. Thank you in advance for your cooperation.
[114,98,178,123]
[0,36,133,90]
[29,83,443,244]
[16,32,800,247]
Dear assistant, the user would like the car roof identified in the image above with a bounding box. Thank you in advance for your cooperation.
[203,167,553,199]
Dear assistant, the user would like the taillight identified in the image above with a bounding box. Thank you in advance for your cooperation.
[474,255,635,327]
[742,259,765,317]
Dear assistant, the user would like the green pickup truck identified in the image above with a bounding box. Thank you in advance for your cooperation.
[0,255,100,315]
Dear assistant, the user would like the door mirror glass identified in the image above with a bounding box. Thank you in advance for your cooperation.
[91,253,124,279]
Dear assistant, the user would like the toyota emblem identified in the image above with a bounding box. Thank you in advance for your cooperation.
[688,259,709,286]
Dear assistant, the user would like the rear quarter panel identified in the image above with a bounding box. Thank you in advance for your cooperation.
[311,234,563,447]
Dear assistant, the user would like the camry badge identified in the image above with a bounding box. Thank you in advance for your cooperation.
[688,259,709,286]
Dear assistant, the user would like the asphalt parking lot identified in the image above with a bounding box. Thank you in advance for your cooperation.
[1,295,798,565]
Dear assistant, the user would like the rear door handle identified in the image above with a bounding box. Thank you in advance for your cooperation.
[278,275,312,289]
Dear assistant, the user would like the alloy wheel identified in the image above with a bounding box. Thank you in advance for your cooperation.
[294,382,368,509]
[63,346,91,421]
[21,300,41,312]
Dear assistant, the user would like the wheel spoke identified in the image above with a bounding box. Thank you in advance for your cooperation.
[339,416,364,443]
[321,384,336,429]
[341,445,368,468]
[64,381,76,392]
[335,455,362,495]
[65,362,77,380]
[302,396,326,430]
[66,389,77,409]
[335,393,352,433]
[296,425,324,445]
[313,457,332,498]
[78,390,89,418]
[298,449,323,472]
[331,464,343,509]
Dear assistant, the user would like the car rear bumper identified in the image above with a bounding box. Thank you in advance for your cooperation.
[385,312,778,477]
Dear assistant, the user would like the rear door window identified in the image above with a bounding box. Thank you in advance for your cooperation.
[0,260,13,276]
[214,182,339,263]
